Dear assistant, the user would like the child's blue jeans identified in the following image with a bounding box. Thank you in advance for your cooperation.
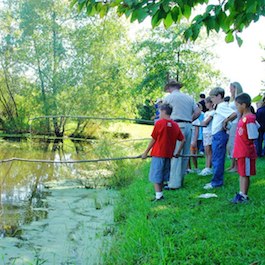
[211,130,229,187]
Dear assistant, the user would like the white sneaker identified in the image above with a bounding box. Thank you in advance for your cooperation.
[194,168,201,174]
[203,183,214,189]
[199,168,212,176]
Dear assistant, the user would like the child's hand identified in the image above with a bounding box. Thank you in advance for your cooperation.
[141,153,148,159]
[222,120,230,130]
[190,141,197,148]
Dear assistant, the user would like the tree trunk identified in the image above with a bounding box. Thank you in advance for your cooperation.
[33,40,51,134]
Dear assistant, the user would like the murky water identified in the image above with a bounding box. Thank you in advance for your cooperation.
[0,137,118,265]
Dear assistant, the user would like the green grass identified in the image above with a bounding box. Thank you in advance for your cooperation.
[105,157,265,265]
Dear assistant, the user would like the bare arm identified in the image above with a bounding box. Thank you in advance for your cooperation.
[142,138,155,159]
[191,127,199,148]
[222,112,237,130]
[192,106,201,122]
[202,116,213,126]
[174,138,186,157]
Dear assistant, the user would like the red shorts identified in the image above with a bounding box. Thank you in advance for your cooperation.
[237,158,256,177]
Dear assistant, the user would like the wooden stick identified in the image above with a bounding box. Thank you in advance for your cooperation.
[0,154,204,164]
[0,155,142,164]
[192,124,207,127]
[29,115,154,125]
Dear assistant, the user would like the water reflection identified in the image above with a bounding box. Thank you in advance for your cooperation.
[0,138,103,238]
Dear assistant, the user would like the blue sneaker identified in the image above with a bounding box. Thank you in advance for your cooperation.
[231,193,249,204]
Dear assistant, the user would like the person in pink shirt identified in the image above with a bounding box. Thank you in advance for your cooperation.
[142,103,185,201]
[231,93,258,204]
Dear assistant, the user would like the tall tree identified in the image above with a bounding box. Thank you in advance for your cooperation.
[18,0,73,136]
[0,0,28,132]
[133,24,224,102]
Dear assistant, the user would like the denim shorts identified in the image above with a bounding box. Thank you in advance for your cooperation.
[149,157,171,184]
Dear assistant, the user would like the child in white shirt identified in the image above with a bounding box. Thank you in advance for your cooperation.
[199,97,215,176]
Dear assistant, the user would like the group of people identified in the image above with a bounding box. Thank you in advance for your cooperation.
[142,79,263,204]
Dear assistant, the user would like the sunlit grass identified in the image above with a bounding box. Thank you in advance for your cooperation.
[107,122,153,139]
[54,120,153,139]
[105,157,265,265]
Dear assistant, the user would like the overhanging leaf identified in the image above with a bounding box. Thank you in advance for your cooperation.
[171,6,180,22]
[235,34,243,46]
[151,10,162,28]
[183,5,192,19]
[70,0,78,9]
[131,8,148,23]
[225,31,234,43]
[164,12,173,29]
[183,27,193,40]
[252,94,263,102]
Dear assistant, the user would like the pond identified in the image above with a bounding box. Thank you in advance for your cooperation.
[0,137,122,265]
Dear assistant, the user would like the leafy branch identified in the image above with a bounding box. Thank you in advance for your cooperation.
[71,0,265,46]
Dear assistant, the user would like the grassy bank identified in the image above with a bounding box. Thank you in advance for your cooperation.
[106,157,265,265]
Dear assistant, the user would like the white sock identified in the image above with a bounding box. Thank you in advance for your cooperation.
[156,192,163,199]
[239,191,248,198]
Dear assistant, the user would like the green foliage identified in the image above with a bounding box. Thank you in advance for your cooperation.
[105,158,265,264]
[0,0,140,135]
[133,24,224,104]
[67,15,139,119]
[137,99,155,121]
[0,0,247,136]
[72,0,265,45]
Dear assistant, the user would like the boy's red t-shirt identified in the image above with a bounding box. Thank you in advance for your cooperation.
[151,119,184,158]
[233,113,257,159]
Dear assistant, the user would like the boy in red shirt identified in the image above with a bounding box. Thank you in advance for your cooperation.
[231,93,258,203]
[142,103,185,201]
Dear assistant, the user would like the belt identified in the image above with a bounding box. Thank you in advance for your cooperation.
[174,119,192,123]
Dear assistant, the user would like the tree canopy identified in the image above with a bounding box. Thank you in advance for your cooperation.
[0,0,228,135]
[71,0,265,46]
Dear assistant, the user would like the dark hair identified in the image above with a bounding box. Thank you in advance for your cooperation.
[198,100,207,112]
[159,103,173,115]
[164,79,183,91]
[224,96,230,102]
[199,93,206,98]
[209,87,225,98]
[235,92,251,107]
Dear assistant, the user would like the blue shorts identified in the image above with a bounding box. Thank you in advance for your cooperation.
[149,157,171,184]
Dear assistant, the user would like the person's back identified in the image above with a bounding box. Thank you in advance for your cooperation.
[256,99,265,156]
[165,90,196,122]
[151,118,183,158]
[141,103,185,201]
[163,79,201,189]
[256,104,265,131]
